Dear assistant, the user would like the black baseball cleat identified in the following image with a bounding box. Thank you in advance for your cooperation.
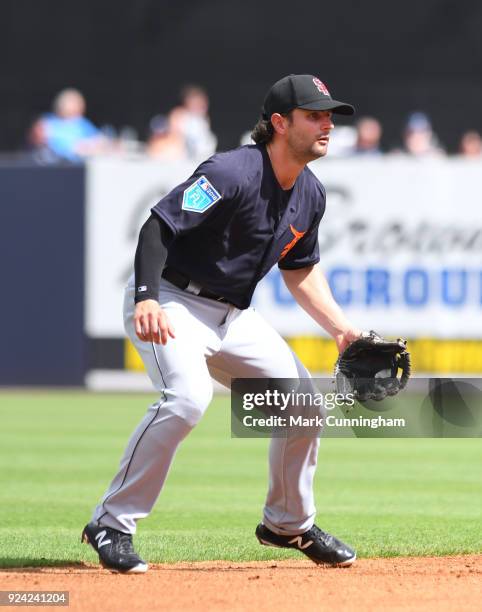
[255,523,356,567]
[81,522,148,574]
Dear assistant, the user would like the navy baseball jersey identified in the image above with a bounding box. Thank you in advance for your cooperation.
[151,144,326,309]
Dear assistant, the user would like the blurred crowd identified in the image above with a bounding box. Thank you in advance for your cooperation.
[24,86,482,164]
[325,112,482,159]
[25,85,217,164]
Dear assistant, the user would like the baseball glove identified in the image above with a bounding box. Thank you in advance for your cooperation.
[334,331,411,402]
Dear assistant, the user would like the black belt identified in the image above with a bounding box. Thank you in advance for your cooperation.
[162,267,229,303]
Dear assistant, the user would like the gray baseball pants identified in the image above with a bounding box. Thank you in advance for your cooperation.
[92,276,320,536]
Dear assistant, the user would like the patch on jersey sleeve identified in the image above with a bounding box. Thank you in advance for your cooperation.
[182,176,222,213]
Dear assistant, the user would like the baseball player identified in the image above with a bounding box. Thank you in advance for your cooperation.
[82,74,361,573]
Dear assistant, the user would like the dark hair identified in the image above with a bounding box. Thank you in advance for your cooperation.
[251,112,292,144]
[251,117,273,144]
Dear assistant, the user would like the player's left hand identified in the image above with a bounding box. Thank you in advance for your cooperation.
[334,330,411,402]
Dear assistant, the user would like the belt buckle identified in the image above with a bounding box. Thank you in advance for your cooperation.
[186,280,202,295]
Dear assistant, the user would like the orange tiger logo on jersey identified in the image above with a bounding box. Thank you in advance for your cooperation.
[279,225,306,260]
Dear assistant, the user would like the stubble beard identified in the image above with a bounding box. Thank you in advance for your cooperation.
[287,133,327,164]
[310,141,328,159]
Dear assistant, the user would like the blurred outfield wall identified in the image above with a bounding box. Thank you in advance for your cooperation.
[0,164,85,386]
[1,157,481,386]
[85,156,482,377]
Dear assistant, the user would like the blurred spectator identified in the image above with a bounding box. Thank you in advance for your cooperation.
[147,85,217,160]
[324,125,357,157]
[147,108,187,160]
[26,117,62,164]
[34,88,107,162]
[458,130,482,158]
[353,116,382,156]
[176,85,217,158]
[400,112,445,157]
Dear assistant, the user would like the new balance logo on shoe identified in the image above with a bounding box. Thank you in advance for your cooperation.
[288,536,313,550]
[95,530,112,549]
[255,523,356,567]
[82,523,148,573]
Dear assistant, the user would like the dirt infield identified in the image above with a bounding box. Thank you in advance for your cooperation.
[0,555,480,611]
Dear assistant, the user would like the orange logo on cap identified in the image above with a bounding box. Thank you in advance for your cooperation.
[280,225,306,260]
[313,77,330,96]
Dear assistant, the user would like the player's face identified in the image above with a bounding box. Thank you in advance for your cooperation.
[285,109,335,161]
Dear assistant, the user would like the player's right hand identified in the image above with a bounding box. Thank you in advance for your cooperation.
[134,299,175,345]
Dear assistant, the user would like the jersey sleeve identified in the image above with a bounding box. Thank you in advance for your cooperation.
[151,154,239,237]
[278,182,325,270]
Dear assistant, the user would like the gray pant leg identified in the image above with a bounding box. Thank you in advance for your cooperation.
[209,307,321,535]
[92,401,193,533]
[91,280,223,534]
[263,434,320,535]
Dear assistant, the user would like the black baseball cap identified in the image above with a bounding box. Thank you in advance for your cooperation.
[262,74,355,119]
